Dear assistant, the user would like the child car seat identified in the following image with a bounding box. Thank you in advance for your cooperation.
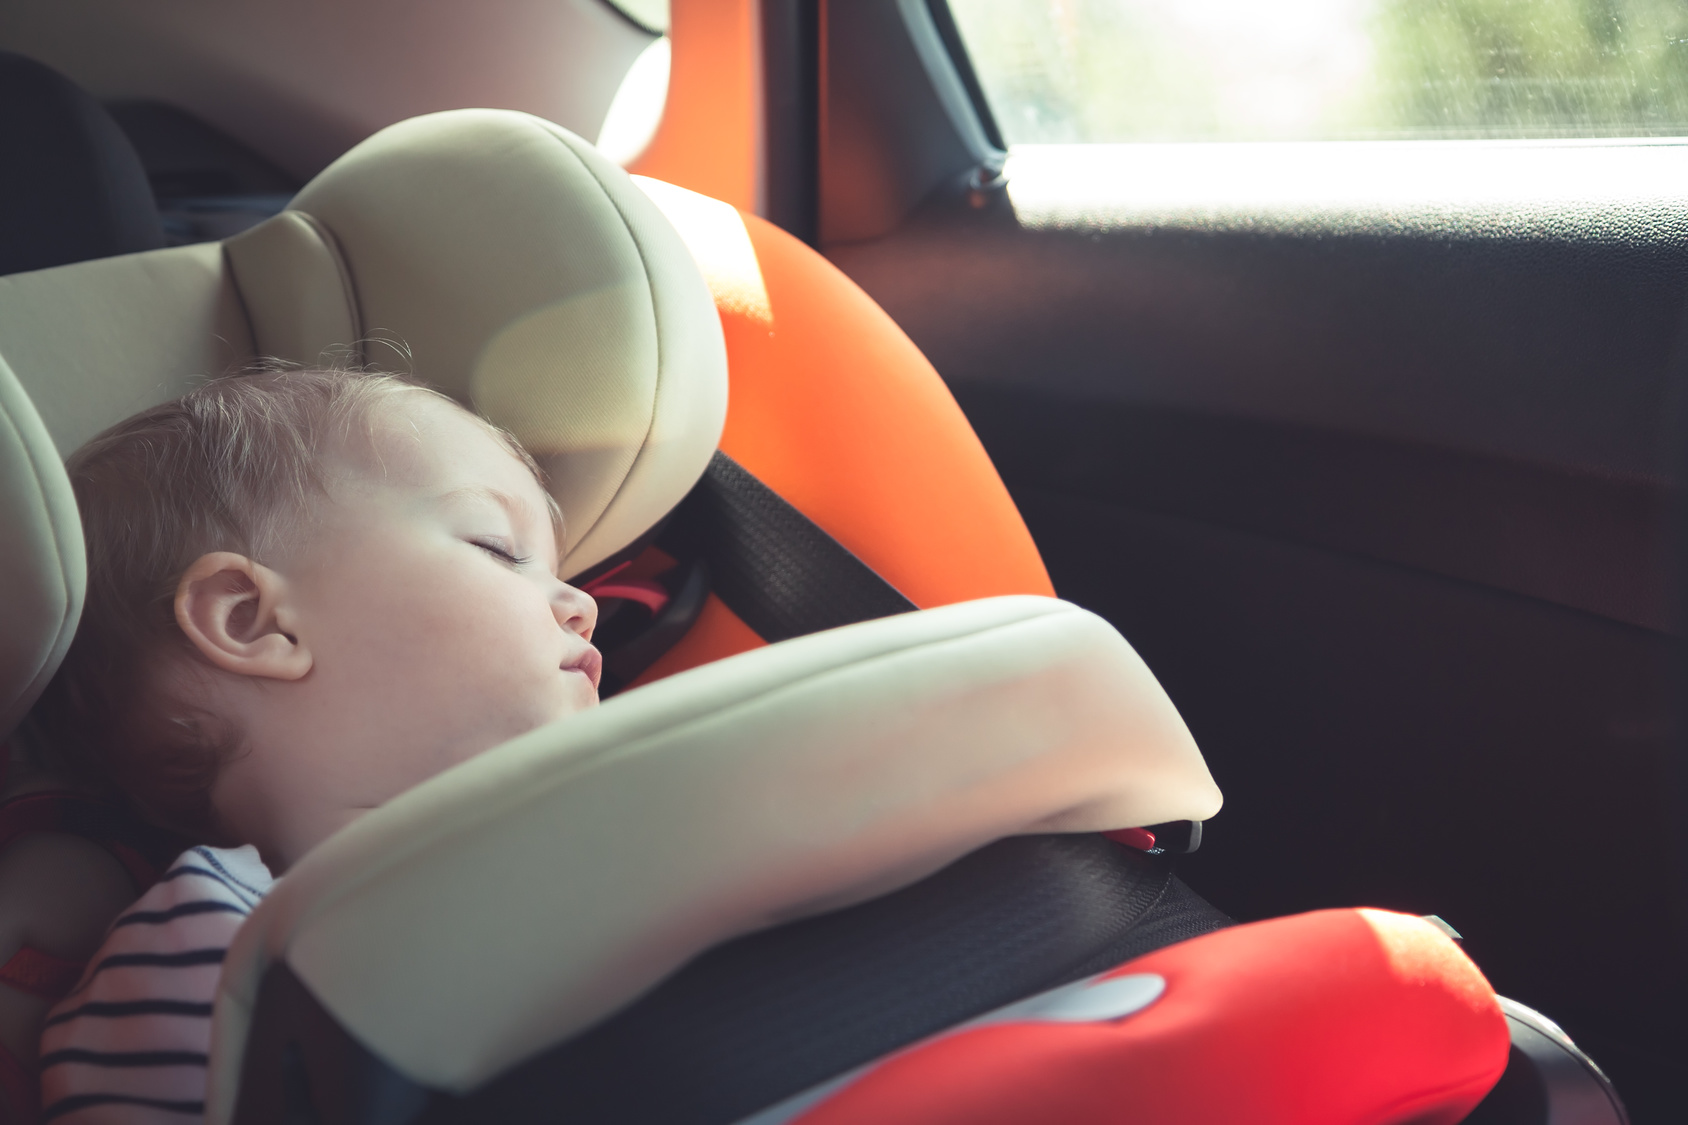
[0,108,1616,1124]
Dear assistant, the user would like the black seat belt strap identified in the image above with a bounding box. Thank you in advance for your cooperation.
[676,450,917,644]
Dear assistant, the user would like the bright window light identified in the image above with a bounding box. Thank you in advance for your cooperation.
[596,36,671,166]
[946,0,1688,143]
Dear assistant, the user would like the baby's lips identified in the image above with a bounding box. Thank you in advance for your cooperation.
[566,645,603,691]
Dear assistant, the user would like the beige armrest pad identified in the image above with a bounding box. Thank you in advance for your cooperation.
[0,355,84,735]
[208,596,1219,1116]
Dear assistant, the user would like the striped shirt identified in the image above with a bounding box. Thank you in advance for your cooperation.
[38,846,273,1123]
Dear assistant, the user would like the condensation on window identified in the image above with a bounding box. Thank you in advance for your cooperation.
[944,0,1688,144]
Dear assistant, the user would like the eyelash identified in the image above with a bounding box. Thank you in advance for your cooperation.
[475,539,532,567]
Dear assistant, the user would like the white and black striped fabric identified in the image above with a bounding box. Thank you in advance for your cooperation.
[39,845,273,1123]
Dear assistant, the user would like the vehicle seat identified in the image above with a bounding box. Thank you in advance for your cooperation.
[0,109,1538,1125]
[0,52,165,278]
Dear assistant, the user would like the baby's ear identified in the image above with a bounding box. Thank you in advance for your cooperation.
[174,553,311,681]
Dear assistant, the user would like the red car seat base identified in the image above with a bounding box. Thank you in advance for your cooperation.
[774,908,1507,1125]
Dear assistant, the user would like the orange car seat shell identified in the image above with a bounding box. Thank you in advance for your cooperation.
[632,179,1054,683]
[627,0,760,213]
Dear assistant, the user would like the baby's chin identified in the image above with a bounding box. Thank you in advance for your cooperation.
[558,675,601,713]
[528,682,600,736]
[445,687,600,767]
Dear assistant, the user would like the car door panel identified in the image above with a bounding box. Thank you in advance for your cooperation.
[825,137,1688,1117]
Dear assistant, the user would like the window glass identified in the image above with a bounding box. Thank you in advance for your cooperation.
[944,0,1688,143]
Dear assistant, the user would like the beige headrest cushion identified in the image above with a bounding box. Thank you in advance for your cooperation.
[208,596,1222,1116]
[0,110,727,723]
[226,109,728,577]
[0,355,84,736]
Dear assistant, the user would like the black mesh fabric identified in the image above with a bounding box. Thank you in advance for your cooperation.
[412,835,1232,1125]
[0,51,164,277]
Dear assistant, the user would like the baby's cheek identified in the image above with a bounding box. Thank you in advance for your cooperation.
[411,588,558,693]
[375,563,508,645]
[323,555,559,725]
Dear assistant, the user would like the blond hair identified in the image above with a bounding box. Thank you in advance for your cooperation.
[30,367,552,837]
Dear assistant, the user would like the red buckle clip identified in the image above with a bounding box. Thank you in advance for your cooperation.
[1103,827,1158,852]
[582,561,671,615]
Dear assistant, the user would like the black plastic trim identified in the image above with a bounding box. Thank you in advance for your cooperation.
[819,0,990,243]
[922,0,1005,151]
[761,0,820,243]
[1465,998,1629,1124]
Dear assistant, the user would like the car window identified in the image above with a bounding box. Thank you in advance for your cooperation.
[943,0,1688,144]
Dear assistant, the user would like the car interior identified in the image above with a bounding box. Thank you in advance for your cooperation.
[0,0,1681,1122]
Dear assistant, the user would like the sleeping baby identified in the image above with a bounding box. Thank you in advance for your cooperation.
[24,367,599,1121]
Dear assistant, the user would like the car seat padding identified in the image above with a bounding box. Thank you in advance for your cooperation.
[224,210,362,366]
[252,110,729,579]
[0,356,85,735]
[0,109,728,590]
[0,242,252,455]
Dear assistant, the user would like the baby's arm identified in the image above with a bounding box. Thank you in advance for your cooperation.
[0,835,135,1069]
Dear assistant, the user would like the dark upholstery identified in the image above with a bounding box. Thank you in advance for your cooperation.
[0,51,164,277]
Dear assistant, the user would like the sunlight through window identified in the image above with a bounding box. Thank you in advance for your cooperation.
[946,0,1688,143]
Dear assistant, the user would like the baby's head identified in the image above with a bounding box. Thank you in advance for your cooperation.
[32,368,599,870]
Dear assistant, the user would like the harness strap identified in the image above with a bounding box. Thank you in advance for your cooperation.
[592,452,920,691]
[673,451,917,644]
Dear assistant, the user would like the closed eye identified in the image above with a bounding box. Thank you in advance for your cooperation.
[474,538,532,568]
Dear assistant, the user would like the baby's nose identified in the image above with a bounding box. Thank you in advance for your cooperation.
[553,581,598,640]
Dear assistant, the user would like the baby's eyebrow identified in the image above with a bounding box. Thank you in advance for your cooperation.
[435,485,533,519]
[434,485,551,542]
[436,485,563,568]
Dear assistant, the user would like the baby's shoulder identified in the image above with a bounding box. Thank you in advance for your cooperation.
[150,844,275,906]
[89,844,275,957]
